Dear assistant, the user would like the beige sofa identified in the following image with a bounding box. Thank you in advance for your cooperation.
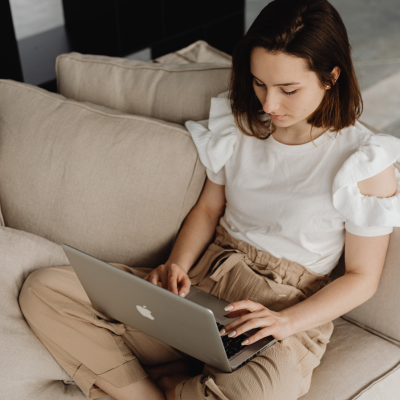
[1,41,400,400]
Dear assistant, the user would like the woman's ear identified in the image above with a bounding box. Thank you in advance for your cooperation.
[331,66,341,85]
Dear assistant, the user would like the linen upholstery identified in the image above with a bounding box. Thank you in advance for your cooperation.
[302,318,400,400]
[0,80,206,268]
[154,40,232,65]
[350,364,400,400]
[1,226,113,400]
[56,52,232,125]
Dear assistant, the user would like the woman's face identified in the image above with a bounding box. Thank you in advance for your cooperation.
[250,47,332,129]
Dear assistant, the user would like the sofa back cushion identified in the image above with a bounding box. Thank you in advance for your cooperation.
[0,80,205,267]
[154,40,232,65]
[56,52,231,125]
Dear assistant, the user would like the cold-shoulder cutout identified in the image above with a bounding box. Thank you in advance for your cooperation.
[357,165,397,198]
[333,129,400,236]
[185,91,238,185]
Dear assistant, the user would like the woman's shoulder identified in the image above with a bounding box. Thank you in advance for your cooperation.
[334,120,400,185]
[332,120,400,231]
[333,120,375,146]
[184,90,239,177]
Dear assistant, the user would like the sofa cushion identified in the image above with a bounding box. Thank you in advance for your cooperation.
[301,318,400,400]
[56,52,231,125]
[349,363,400,400]
[1,226,113,399]
[154,40,232,65]
[0,79,205,267]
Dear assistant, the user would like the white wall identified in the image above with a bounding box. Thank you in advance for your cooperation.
[9,0,64,40]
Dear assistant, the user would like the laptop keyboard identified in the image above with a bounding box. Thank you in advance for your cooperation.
[216,322,248,359]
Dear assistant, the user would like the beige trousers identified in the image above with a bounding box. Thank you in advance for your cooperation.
[19,225,334,400]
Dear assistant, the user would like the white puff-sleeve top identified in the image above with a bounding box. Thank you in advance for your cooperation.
[185,91,400,275]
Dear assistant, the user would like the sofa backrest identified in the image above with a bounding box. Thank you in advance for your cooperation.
[0,80,205,267]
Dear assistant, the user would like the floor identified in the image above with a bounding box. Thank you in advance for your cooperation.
[9,0,400,137]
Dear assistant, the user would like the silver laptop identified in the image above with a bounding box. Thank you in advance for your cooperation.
[62,244,277,373]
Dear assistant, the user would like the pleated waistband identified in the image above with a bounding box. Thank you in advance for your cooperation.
[211,225,332,297]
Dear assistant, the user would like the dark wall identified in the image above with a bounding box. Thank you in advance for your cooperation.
[62,0,245,57]
[1,1,245,89]
[0,0,23,81]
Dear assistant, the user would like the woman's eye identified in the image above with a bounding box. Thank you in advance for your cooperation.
[283,89,297,96]
[254,80,265,87]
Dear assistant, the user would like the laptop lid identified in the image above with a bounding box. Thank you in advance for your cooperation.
[61,244,232,372]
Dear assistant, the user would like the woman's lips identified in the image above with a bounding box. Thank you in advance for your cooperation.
[270,114,287,120]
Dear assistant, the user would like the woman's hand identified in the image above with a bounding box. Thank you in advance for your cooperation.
[219,300,293,344]
[143,263,191,298]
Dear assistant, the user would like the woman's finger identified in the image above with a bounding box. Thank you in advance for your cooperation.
[177,274,191,297]
[157,265,169,289]
[223,309,250,319]
[224,300,264,313]
[242,325,278,346]
[222,315,276,341]
[221,310,273,335]
[167,269,179,294]
[146,270,161,286]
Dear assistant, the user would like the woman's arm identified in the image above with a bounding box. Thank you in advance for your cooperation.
[144,178,226,296]
[220,166,396,343]
[281,231,390,337]
[220,231,390,343]
[166,178,226,274]
[283,165,396,336]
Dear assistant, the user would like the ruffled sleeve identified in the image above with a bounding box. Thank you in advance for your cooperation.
[184,90,237,185]
[333,131,400,236]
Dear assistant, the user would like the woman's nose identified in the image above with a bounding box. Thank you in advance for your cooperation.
[262,92,280,114]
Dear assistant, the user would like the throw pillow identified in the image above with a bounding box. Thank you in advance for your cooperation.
[0,226,83,398]
[0,80,206,268]
[153,40,232,65]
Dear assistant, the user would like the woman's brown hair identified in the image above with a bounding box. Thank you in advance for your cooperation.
[229,0,363,140]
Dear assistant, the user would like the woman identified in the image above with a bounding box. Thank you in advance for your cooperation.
[19,0,400,399]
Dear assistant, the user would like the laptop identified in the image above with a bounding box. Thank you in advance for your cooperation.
[61,244,277,373]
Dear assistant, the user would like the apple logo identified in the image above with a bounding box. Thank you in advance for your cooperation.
[136,305,154,320]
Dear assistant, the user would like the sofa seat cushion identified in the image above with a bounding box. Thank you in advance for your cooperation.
[1,226,115,399]
[302,318,400,400]
[0,80,206,267]
[56,52,231,125]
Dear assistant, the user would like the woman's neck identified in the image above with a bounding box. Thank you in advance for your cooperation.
[272,122,327,146]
